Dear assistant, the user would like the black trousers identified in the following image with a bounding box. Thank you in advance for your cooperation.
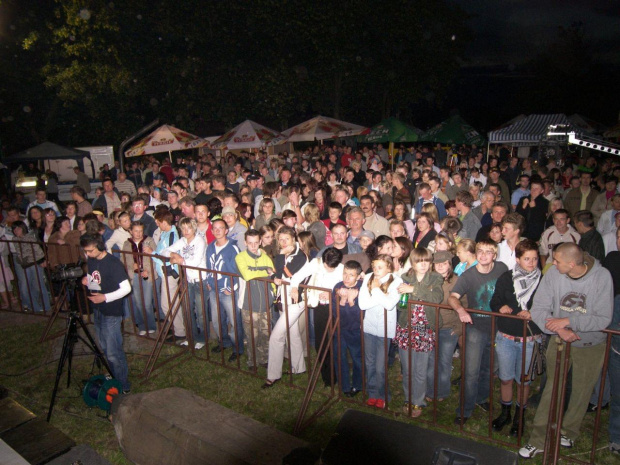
[314,304,337,386]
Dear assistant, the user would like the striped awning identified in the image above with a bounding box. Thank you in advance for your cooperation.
[488,114,572,146]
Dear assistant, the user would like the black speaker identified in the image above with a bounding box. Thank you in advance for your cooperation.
[321,410,517,465]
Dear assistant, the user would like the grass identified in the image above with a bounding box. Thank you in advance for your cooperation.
[0,315,616,465]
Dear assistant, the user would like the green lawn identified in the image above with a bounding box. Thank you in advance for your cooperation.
[0,315,615,464]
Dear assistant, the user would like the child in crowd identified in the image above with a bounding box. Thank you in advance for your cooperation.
[359,254,402,409]
[332,260,364,398]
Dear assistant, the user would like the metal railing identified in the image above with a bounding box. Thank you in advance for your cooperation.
[0,237,615,464]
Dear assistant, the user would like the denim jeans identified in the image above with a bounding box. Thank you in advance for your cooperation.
[608,294,620,447]
[187,280,209,344]
[400,346,432,407]
[131,275,156,332]
[457,323,492,418]
[334,329,363,393]
[16,264,51,313]
[427,327,459,399]
[94,309,130,391]
[210,290,244,354]
[494,331,536,384]
[364,333,390,401]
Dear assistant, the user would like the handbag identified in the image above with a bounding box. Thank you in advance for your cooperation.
[526,325,546,381]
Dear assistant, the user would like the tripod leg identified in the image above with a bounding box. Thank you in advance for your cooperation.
[47,316,77,422]
[75,315,113,376]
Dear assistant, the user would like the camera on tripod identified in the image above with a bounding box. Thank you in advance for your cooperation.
[51,262,84,282]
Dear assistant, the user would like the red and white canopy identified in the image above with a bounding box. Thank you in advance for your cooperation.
[125,124,208,157]
[282,116,367,142]
[211,120,286,149]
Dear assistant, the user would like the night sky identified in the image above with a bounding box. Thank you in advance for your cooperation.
[457,0,620,66]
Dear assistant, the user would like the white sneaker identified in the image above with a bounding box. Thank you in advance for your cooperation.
[138,330,147,336]
[518,444,543,459]
[194,342,205,350]
[148,329,156,334]
[560,435,574,448]
[179,340,189,346]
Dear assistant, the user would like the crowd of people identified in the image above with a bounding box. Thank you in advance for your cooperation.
[1,143,619,458]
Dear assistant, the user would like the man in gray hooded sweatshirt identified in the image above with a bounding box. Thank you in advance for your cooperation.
[519,243,613,459]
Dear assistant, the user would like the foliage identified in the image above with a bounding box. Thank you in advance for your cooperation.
[0,0,469,153]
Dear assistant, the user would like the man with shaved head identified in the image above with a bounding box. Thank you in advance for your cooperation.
[520,242,613,458]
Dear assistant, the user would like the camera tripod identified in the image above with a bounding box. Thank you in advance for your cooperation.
[47,280,112,422]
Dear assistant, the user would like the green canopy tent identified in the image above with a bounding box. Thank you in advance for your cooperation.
[420,115,486,146]
[357,117,422,144]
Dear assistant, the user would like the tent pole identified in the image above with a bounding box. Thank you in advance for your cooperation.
[388,142,394,170]
[169,151,173,164]
[486,141,490,162]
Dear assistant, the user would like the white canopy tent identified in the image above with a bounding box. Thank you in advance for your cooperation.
[282,115,366,142]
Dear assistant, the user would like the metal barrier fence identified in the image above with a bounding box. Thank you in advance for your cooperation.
[0,237,616,464]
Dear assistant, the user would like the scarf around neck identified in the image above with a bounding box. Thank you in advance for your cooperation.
[512,264,541,311]
[128,237,145,270]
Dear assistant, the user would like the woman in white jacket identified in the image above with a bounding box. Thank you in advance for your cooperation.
[359,254,402,409]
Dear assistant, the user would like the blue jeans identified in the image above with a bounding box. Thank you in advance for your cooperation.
[494,331,536,384]
[457,323,492,418]
[131,275,156,332]
[209,290,244,354]
[94,309,130,391]
[153,276,166,320]
[364,333,390,401]
[333,329,363,393]
[16,264,51,313]
[400,346,432,406]
[427,327,459,399]
[187,280,209,344]
[608,294,620,447]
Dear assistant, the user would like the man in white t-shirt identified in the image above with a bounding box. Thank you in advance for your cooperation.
[497,212,526,270]
[539,208,580,267]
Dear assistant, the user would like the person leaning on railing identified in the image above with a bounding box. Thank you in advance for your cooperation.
[395,247,444,418]
[519,243,613,459]
[489,239,543,438]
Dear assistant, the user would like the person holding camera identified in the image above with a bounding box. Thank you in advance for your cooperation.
[81,233,132,393]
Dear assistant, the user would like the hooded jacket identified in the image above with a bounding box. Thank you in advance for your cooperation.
[531,253,613,348]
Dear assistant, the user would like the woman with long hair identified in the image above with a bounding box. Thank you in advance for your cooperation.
[298,231,320,261]
[490,240,543,437]
[392,236,413,277]
[262,227,308,388]
[105,211,132,254]
[427,250,462,402]
[359,254,402,409]
[42,208,57,243]
[27,206,44,236]
[392,200,415,240]
[395,247,444,417]
[366,235,395,264]
[454,239,478,276]
[421,203,442,232]
[412,212,437,250]
[254,198,277,231]
[303,203,326,250]
[47,216,76,269]
[259,224,277,259]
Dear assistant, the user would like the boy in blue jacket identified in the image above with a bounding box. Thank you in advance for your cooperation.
[332,260,364,397]
[206,219,244,362]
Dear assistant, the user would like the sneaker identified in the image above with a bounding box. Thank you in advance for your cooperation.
[476,401,490,412]
[366,398,377,407]
[138,330,147,336]
[179,340,189,346]
[518,444,543,459]
[122,389,131,395]
[453,348,460,358]
[560,435,574,448]
[148,329,156,334]
[609,443,620,455]
[375,399,386,409]
[194,342,205,350]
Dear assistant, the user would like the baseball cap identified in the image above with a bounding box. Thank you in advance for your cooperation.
[359,230,375,241]
[433,251,454,264]
[221,206,236,216]
[92,210,105,217]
